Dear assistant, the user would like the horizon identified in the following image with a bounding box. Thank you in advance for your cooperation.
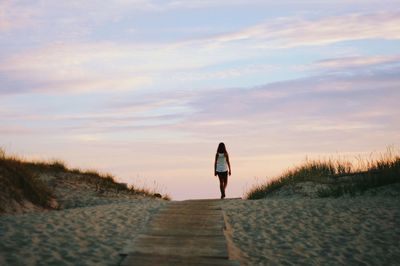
[1,1,399,200]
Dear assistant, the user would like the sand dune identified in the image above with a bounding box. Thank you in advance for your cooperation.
[2,185,400,265]
[221,194,400,265]
[0,199,166,265]
[0,156,169,265]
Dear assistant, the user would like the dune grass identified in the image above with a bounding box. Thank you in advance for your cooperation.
[0,148,169,212]
[0,152,55,212]
[246,148,400,199]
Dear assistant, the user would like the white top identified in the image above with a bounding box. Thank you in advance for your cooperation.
[216,153,228,172]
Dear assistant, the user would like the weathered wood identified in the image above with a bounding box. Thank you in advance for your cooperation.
[122,254,240,266]
[121,199,239,266]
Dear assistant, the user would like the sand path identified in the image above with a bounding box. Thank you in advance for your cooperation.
[120,199,240,266]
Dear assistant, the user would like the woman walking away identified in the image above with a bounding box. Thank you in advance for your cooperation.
[214,142,231,199]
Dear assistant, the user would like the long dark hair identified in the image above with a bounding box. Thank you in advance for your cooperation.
[217,142,227,154]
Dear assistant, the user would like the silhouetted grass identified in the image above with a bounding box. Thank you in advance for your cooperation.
[71,169,158,197]
[162,194,172,201]
[0,148,169,213]
[246,148,400,199]
[38,162,166,198]
[0,152,55,211]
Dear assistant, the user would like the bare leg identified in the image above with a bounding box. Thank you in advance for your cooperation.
[217,172,228,199]
[219,181,224,198]
[222,174,228,198]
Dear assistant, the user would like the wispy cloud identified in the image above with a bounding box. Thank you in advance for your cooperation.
[167,63,400,139]
[0,1,41,31]
[293,121,381,132]
[2,0,400,200]
[168,64,278,82]
[2,49,399,143]
[314,55,400,70]
[1,6,399,95]
[198,11,400,48]
[56,61,396,139]
[0,42,157,94]
[0,125,35,135]
[0,40,254,94]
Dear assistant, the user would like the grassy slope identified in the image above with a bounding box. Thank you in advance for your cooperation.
[246,149,400,199]
[0,156,55,213]
[0,150,168,214]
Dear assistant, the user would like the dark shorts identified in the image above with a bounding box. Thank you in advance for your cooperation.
[217,171,228,182]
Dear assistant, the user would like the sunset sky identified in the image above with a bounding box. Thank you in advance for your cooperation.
[1,1,399,199]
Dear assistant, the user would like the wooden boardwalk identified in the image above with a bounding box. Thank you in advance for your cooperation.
[120,199,240,266]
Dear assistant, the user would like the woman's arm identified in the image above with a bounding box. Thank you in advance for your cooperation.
[214,153,218,176]
[226,153,231,176]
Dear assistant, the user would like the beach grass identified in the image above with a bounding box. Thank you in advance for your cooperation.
[0,151,55,212]
[246,147,400,199]
[0,148,168,213]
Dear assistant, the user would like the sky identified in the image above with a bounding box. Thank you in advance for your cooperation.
[1,0,399,200]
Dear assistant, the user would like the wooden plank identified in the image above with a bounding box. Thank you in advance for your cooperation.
[121,254,240,266]
[120,199,240,266]
[126,234,229,258]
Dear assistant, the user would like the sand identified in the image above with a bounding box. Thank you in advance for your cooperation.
[221,195,400,265]
[0,199,166,265]
[2,188,400,265]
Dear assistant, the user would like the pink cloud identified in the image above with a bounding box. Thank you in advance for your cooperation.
[314,55,400,70]
[198,11,400,48]
[0,2,41,31]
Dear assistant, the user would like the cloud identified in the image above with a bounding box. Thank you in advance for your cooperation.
[0,42,158,94]
[2,53,399,199]
[0,125,35,135]
[168,64,278,82]
[34,59,392,142]
[1,6,399,95]
[0,40,255,94]
[0,74,151,95]
[158,62,400,140]
[314,55,400,70]
[0,0,266,33]
[197,11,400,49]
[292,121,381,132]
[0,1,155,33]
[98,0,400,12]
[2,50,399,139]
[0,2,41,31]
[64,58,399,136]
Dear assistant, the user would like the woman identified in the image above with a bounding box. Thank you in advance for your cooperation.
[214,142,231,199]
